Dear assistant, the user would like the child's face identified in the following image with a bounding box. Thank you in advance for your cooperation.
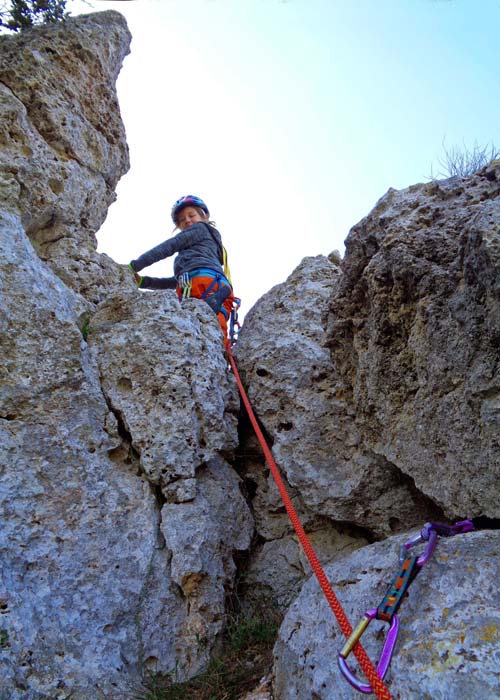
[177,206,207,230]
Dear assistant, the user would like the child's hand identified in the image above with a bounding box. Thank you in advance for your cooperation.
[128,263,143,287]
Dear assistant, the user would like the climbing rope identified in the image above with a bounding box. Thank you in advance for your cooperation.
[226,345,393,700]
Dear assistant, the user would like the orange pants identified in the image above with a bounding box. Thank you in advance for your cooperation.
[176,274,234,343]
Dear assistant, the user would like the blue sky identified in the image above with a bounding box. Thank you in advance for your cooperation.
[71,0,500,316]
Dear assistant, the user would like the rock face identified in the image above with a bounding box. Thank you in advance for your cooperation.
[328,171,500,521]
[234,168,500,699]
[1,9,499,700]
[235,254,444,543]
[0,14,252,700]
[273,529,500,700]
[0,10,133,305]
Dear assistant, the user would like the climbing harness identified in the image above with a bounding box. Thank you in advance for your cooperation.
[177,269,232,314]
[338,519,475,695]
[226,344,393,700]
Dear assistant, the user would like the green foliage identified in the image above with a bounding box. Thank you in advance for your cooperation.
[0,629,9,648]
[130,605,282,700]
[79,316,91,341]
[0,0,68,32]
[225,612,279,653]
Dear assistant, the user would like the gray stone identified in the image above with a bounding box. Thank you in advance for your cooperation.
[0,210,168,699]
[0,11,133,306]
[0,13,253,699]
[89,291,240,494]
[242,525,368,610]
[0,211,253,697]
[235,254,442,540]
[273,529,500,700]
[328,168,500,519]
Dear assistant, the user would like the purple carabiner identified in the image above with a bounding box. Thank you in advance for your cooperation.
[440,519,475,536]
[399,525,438,568]
[400,519,475,568]
[338,608,399,694]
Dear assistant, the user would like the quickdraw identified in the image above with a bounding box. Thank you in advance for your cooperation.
[178,272,192,299]
[229,297,241,346]
[338,519,475,695]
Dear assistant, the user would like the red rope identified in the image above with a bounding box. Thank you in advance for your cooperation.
[227,347,392,700]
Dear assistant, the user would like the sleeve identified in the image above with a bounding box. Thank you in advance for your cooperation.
[139,275,177,290]
[130,223,207,272]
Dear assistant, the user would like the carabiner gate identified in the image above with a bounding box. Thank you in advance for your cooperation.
[399,525,438,568]
[337,608,399,694]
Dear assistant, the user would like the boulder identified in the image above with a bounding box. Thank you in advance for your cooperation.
[235,253,443,547]
[328,167,500,520]
[0,209,253,699]
[273,529,500,700]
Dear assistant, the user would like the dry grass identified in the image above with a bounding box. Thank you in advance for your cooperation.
[131,605,282,700]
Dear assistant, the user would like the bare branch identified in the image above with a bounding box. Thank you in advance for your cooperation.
[428,138,500,180]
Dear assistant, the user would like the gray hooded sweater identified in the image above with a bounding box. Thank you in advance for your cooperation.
[130,222,225,289]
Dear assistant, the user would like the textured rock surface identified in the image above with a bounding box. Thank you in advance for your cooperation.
[328,167,500,519]
[89,289,253,676]
[89,291,239,498]
[0,208,253,700]
[235,254,443,545]
[234,173,499,698]
[0,11,133,305]
[273,529,500,700]
[0,14,252,700]
[0,210,164,699]
[235,170,499,549]
[238,456,368,610]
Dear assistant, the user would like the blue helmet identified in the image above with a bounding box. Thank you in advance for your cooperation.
[171,195,210,224]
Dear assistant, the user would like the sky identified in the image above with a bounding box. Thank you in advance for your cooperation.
[69,0,500,318]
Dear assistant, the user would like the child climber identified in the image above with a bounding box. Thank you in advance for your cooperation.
[128,195,236,346]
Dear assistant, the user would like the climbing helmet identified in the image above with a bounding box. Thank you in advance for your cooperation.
[171,195,209,224]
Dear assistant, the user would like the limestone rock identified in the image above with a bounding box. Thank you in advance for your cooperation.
[235,254,442,540]
[0,215,253,698]
[273,529,500,699]
[242,525,367,611]
[0,14,253,699]
[0,11,133,305]
[328,167,500,519]
[89,289,254,678]
[238,454,368,610]
[89,290,240,495]
[0,210,166,699]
